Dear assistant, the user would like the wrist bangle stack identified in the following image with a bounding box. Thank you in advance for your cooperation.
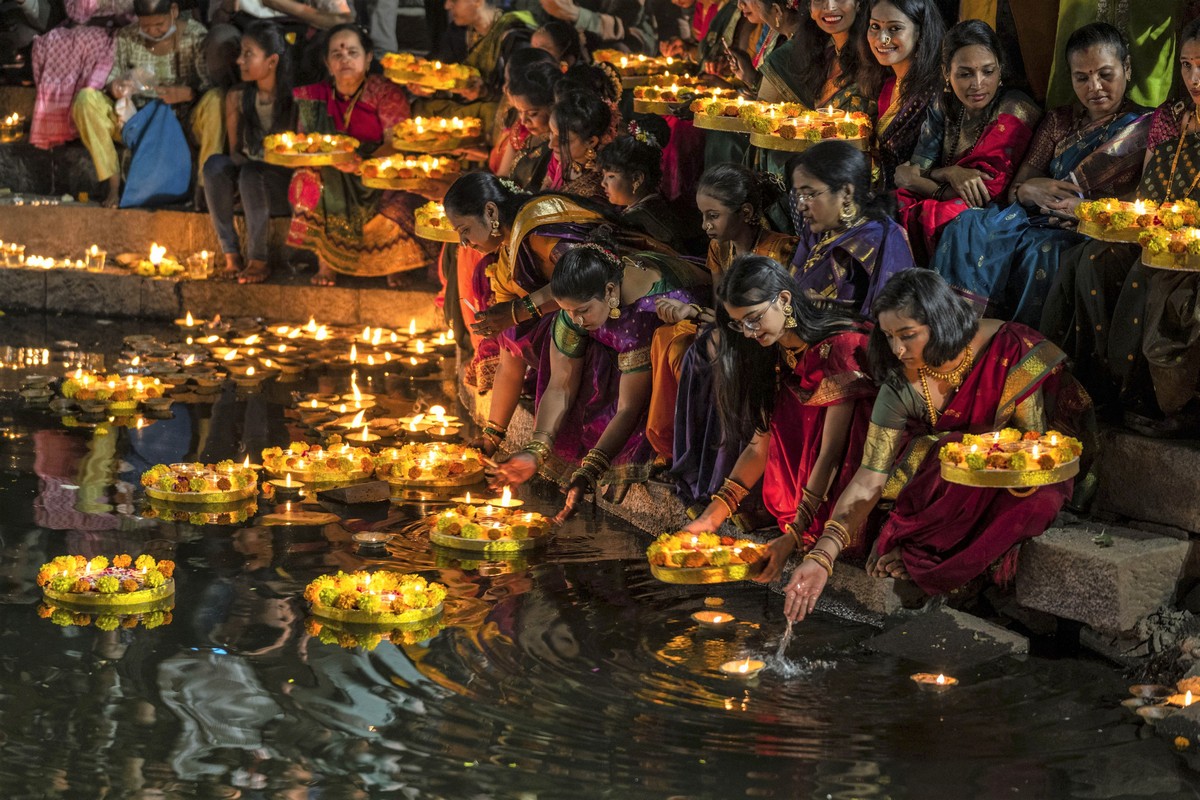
[570,447,611,489]
[794,486,824,531]
[521,439,551,466]
[803,548,834,577]
[481,420,508,447]
[521,295,542,320]
[820,519,852,553]
[783,522,803,550]
[510,301,521,326]
[710,477,750,517]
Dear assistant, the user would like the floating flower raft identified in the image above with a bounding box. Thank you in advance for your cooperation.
[141,461,259,503]
[374,442,485,488]
[261,438,376,484]
[428,503,551,552]
[939,428,1083,488]
[647,532,765,584]
[38,601,173,630]
[37,554,176,610]
[304,570,446,626]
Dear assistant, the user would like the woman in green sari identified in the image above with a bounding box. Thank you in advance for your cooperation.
[412,0,535,137]
[759,0,870,113]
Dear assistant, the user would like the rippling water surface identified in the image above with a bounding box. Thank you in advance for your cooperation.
[0,314,1197,800]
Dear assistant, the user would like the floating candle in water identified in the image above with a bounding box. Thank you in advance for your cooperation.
[692,610,735,629]
[911,672,958,690]
[487,486,523,508]
[719,658,765,678]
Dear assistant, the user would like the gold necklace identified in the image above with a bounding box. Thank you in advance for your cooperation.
[916,345,973,427]
[918,344,973,388]
[1163,107,1200,203]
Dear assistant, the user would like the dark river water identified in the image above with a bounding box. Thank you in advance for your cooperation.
[0,313,1196,800]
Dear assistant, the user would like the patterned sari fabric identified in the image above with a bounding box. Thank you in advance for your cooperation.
[534,253,707,488]
[934,102,1149,326]
[874,76,936,192]
[791,217,915,316]
[762,327,876,554]
[866,323,1095,594]
[647,229,797,462]
[1040,102,1194,410]
[896,91,1041,264]
[287,76,437,277]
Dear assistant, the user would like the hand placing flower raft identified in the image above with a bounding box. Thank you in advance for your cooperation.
[304,570,447,626]
[37,554,176,609]
[380,52,479,91]
[261,438,376,484]
[429,504,552,552]
[646,532,765,584]
[1075,198,1200,242]
[373,442,485,487]
[264,132,360,167]
[747,105,872,152]
[359,154,461,190]
[939,428,1083,488]
[392,116,483,153]
[141,461,258,503]
[415,201,456,242]
[61,370,167,413]
[1139,226,1200,271]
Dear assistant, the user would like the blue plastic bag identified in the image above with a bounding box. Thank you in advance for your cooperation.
[119,99,192,209]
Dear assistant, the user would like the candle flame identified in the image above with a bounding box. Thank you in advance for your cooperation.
[305,317,317,332]
[351,410,366,427]
[185,311,194,325]
[246,366,255,377]
[738,658,751,673]
[285,474,293,486]
[465,491,472,503]
[408,413,425,431]
[149,243,166,266]
[243,456,251,467]
[1187,691,1194,707]
[501,486,512,505]
[936,674,947,685]
[408,319,417,336]
[416,340,426,354]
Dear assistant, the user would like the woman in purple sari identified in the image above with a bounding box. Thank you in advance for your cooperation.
[789,141,915,315]
[489,244,707,519]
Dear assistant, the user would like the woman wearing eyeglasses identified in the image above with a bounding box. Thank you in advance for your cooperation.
[789,141,914,315]
[683,255,877,581]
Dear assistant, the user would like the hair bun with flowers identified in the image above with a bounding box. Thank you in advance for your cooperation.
[575,242,621,267]
[498,177,529,196]
[627,120,661,149]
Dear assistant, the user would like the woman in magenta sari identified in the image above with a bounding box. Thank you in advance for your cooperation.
[489,243,707,519]
[683,255,877,582]
[287,25,435,286]
[781,270,1096,622]
[788,141,914,315]
[894,19,1041,264]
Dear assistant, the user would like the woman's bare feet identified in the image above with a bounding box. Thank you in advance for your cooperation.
[101,176,121,208]
[871,548,910,581]
[222,253,244,279]
[311,264,336,286]
[238,259,270,284]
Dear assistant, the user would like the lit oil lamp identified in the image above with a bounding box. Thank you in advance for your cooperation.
[346,422,381,445]
[448,490,484,505]
[268,473,304,501]
[175,310,205,330]
[691,610,735,629]
[911,673,958,691]
[719,657,765,679]
[486,485,523,509]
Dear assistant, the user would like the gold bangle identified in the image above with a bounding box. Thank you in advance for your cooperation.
[803,550,833,578]
[783,522,803,549]
[510,301,521,327]
[721,477,750,504]
[711,493,734,517]
[521,439,550,466]
[823,519,852,549]
[531,429,555,445]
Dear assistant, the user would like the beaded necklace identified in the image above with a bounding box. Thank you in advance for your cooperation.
[916,345,973,426]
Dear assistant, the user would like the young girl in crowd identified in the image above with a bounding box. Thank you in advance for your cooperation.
[204,21,295,285]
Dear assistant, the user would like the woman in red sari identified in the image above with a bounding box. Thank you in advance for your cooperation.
[287,25,434,286]
[781,270,1096,622]
[683,255,877,582]
[894,19,1041,264]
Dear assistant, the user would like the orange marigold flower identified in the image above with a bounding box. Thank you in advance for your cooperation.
[121,579,140,592]
[72,579,91,593]
[157,560,175,578]
[35,571,51,587]
[36,604,53,618]
[113,554,132,568]
[121,616,140,628]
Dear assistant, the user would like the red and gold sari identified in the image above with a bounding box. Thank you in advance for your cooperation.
[863,322,1094,594]
[896,91,1041,264]
[763,327,876,554]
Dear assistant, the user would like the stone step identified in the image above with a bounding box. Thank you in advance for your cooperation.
[1016,524,1195,634]
[1094,428,1200,535]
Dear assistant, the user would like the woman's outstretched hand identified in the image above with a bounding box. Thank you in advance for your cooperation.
[470,301,515,338]
[781,559,828,622]
[752,534,797,584]
[487,452,537,488]
[553,477,589,524]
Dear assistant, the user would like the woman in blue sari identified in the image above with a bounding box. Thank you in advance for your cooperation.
[932,23,1150,326]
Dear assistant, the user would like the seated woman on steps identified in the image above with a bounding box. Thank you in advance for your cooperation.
[203,21,296,285]
[70,0,223,208]
[286,24,437,287]
[780,270,1096,623]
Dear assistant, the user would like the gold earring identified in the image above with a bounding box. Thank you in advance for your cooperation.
[632,178,642,193]
[782,302,797,328]
[585,148,597,169]
[490,218,500,237]
[840,199,858,225]
[608,296,621,319]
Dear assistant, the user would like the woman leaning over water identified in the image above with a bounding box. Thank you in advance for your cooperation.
[684,255,877,581]
[781,270,1095,622]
